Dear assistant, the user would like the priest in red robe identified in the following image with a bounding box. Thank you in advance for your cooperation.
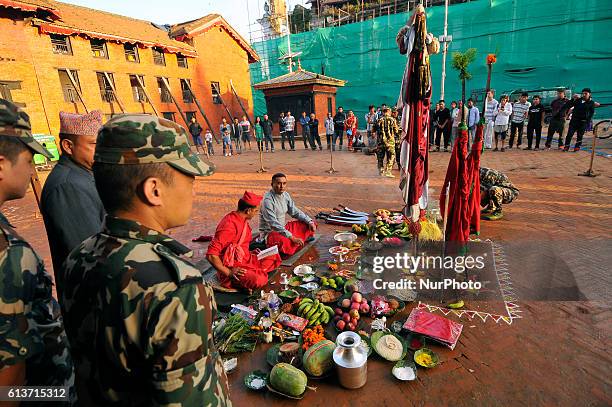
[207,191,281,290]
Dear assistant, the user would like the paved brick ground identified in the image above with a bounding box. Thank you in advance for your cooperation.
[5,131,611,406]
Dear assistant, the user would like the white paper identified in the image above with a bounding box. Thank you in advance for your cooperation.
[257,245,279,260]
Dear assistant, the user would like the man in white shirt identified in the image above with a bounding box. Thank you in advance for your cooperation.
[509,92,530,149]
[493,95,512,151]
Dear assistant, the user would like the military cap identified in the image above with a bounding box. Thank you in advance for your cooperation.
[0,98,52,158]
[95,114,214,176]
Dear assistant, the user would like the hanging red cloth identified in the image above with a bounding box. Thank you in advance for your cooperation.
[439,127,470,244]
[467,124,484,235]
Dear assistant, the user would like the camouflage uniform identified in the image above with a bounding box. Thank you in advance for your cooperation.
[61,114,231,406]
[480,167,519,213]
[0,99,75,403]
[376,115,399,175]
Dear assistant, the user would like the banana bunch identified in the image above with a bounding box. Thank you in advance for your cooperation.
[296,298,334,327]
[352,224,369,235]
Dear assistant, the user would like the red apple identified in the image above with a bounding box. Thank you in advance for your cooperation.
[335,307,343,315]
[341,299,351,308]
[359,303,370,313]
[361,299,368,305]
[336,320,346,330]
[333,315,341,323]
[342,314,351,323]
[347,323,356,331]
[350,302,361,310]
[350,318,359,326]
[351,292,363,303]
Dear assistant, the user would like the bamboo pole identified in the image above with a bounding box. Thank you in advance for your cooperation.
[103,72,126,113]
[184,80,219,143]
[160,77,189,128]
[64,69,89,113]
[134,75,160,117]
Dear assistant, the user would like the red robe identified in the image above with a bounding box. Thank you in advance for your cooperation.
[267,220,315,257]
[440,128,470,244]
[207,211,281,290]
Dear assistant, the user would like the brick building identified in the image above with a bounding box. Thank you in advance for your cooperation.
[0,0,259,142]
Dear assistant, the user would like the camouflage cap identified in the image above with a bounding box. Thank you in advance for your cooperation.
[95,114,214,176]
[0,99,52,158]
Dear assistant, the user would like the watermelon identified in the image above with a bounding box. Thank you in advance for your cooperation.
[269,363,307,397]
[302,339,335,377]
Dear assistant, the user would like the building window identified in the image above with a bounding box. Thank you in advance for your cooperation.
[58,69,81,103]
[157,77,172,103]
[90,39,108,59]
[177,54,188,69]
[124,44,139,63]
[327,97,333,115]
[50,34,72,55]
[162,112,175,122]
[181,79,193,103]
[97,72,115,103]
[211,81,221,104]
[152,47,166,66]
[185,111,197,122]
[129,74,147,102]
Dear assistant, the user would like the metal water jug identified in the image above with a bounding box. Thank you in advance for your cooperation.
[333,331,368,389]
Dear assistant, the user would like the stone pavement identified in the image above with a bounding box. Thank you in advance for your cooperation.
[5,134,611,406]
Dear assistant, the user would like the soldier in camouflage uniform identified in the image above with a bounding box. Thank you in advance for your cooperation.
[0,99,75,403]
[61,114,232,406]
[376,107,399,177]
[480,166,520,220]
[392,107,403,170]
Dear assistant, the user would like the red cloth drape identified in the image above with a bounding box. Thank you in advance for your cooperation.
[439,128,470,244]
[467,124,483,235]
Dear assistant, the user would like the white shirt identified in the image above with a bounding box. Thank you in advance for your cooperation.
[494,102,513,126]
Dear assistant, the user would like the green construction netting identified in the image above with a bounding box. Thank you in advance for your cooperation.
[250,0,612,123]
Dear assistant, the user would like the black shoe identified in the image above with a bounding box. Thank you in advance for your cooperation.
[524,147,532,150]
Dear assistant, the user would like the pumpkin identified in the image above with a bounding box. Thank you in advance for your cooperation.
[269,363,307,397]
[302,339,335,377]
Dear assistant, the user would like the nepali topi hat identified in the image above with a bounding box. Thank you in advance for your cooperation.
[59,110,104,136]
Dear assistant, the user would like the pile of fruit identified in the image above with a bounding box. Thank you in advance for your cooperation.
[301,325,326,351]
[296,299,335,327]
[333,292,369,332]
[320,275,345,290]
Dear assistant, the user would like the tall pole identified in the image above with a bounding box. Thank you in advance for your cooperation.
[285,0,293,72]
[440,0,449,100]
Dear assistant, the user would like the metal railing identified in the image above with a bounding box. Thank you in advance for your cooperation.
[159,89,172,103]
[63,87,78,103]
[182,89,193,103]
[153,52,166,66]
[52,42,71,55]
[177,57,188,68]
[101,89,115,103]
[132,87,146,102]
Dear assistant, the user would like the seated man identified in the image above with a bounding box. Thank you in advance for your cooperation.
[207,191,281,290]
[259,173,317,256]
[480,167,519,220]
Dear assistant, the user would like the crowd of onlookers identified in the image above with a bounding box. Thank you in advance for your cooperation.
[185,88,597,158]
[429,88,597,152]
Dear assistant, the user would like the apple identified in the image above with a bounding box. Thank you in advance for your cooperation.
[350,302,361,310]
[361,299,368,305]
[342,314,351,323]
[351,292,363,303]
[347,323,356,331]
[341,299,351,308]
[350,318,359,326]
[335,307,343,315]
[360,303,370,313]
[349,309,360,319]
[336,320,346,330]
[333,315,341,323]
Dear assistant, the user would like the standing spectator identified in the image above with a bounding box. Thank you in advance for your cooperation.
[205,129,214,155]
[509,92,530,148]
[261,113,275,152]
[451,101,468,147]
[467,98,480,144]
[345,110,358,150]
[392,107,402,169]
[365,105,378,148]
[430,102,440,148]
[563,88,595,152]
[220,117,232,156]
[299,111,311,149]
[231,117,242,154]
[525,95,545,150]
[254,116,264,151]
[434,100,451,151]
[546,89,569,149]
[324,112,334,149]
[188,116,205,154]
[376,103,388,121]
[450,101,459,145]
[484,90,499,149]
[309,113,322,150]
[333,106,346,150]
[240,115,252,150]
[285,111,296,151]
[278,112,287,150]
[493,95,512,151]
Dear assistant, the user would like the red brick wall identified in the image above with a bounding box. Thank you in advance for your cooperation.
[0,9,255,141]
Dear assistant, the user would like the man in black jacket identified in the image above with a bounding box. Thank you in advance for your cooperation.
[333,106,346,151]
[309,113,322,150]
[231,117,243,154]
[563,88,595,152]
[261,114,275,152]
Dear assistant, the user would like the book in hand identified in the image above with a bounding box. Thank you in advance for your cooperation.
[257,245,279,260]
